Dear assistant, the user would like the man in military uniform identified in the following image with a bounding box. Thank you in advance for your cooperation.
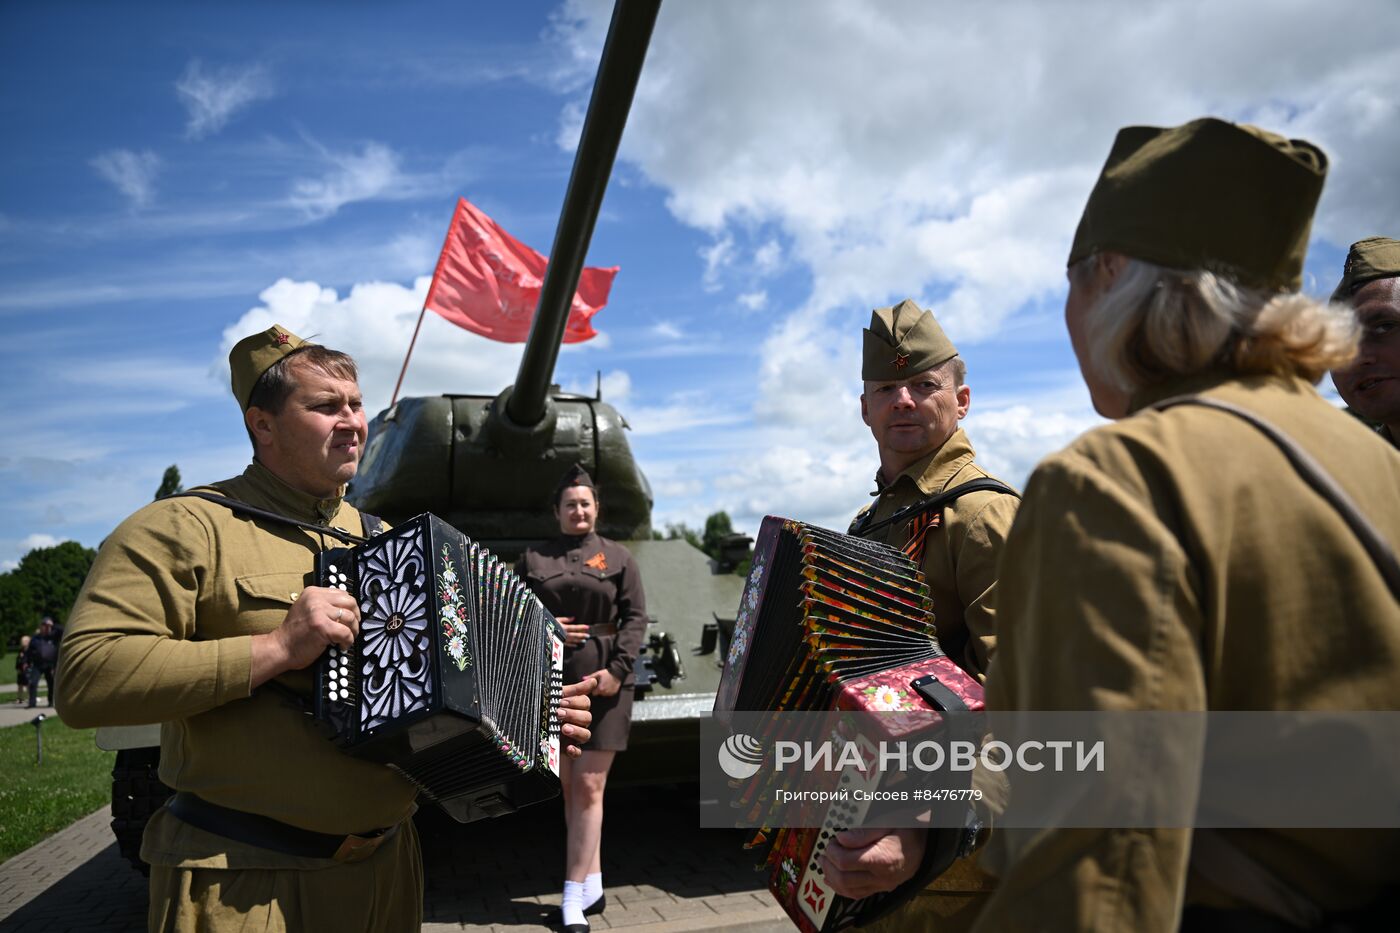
[848,298,1019,682]
[827,300,1018,931]
[1331,236,1400,449]
[57,325,593,932]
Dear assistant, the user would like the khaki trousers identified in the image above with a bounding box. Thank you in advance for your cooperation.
[148,819,423,932]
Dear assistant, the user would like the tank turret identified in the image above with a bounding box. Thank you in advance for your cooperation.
[348,0,660,554]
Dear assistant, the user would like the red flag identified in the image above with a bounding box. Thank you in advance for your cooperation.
[423,197,616,343]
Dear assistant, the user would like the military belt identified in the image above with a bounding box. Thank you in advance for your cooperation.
[166,792,400,863]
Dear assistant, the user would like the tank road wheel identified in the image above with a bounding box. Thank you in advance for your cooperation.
[110,747,173,875]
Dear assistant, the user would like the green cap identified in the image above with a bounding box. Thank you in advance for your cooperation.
[554,462,596,496]
[1331,236,1400,302]
[229,324,307,411]
[1068,117,1328,291]
[861,299,958,381]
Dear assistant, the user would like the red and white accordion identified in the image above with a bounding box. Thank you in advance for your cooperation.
[313,513,565,822]
[716,517,984,932]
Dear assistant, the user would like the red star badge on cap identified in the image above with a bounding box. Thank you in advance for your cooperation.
[276,332,290,346]
[892,352,909,370]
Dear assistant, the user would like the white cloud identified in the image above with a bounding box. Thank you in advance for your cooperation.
[737,290,767,311]
[287,142,418,220]
[18,533,59,554]
[547,0,1400,534]
[625,391,746,437]
[649,321,684,340]
[699,234,734,292]
[176,59,274,139]
[90,149,161,209]
[754,239,782,274]
[216,276,530,412]
[600,369,632,402]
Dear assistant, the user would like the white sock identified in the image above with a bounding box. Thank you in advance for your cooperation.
[584,872,603,906]
[562,880,587,927]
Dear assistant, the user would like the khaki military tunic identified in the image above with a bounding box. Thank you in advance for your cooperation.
[517,533,648,751]
[973,371,1400,933]
[851,429,1018,933]
[850,428,1020,681]
[57,462,422,931]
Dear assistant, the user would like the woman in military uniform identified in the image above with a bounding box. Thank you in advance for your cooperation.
[968,119,1400,931]
[518,464,648,933]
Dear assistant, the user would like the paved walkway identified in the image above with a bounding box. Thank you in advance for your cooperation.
[0,692,788,932]
[0,701,57,729]
[0,790,788,932]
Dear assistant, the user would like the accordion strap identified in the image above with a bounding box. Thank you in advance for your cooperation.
[167,491,376,546]
[852,477,1020,540]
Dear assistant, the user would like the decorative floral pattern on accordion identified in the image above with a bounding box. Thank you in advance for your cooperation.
[727,548,765,671]
[358,527,434,730]
[439,544,472,671]
[858,681,915,712]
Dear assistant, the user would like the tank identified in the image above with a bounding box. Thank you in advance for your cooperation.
[347,0,743,785]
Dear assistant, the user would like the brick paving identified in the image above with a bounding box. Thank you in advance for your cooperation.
[0,784,788,932]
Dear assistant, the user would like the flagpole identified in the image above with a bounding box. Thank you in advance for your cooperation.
[393,198,465,409]
[390,305,427,408]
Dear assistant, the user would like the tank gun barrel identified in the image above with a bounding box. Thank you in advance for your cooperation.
[505,0,661,427]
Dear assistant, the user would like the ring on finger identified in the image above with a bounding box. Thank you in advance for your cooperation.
[335,608,343,622]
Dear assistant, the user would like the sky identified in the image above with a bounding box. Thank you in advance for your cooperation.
[2,0,1398,570]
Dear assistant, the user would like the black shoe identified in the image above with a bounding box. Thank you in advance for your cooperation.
[562,925,588,933]
[553,894,605,928]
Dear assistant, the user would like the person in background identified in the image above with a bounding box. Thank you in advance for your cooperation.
[1330,236,1400,449]
[25,617,60,708]
[518,464,649,933]
[15,634,31,704]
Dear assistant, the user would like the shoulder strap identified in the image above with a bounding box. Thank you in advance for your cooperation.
[1150,394,1400,602]
[166,491,369,546]
[852,477,1020,540]
[359,512,385,538]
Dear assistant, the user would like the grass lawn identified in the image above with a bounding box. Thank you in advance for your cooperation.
[0,718,113,863]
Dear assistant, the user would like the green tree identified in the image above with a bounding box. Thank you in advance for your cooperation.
[13,541,96,628]
[155,464,183,499]
[0,573,38,655]
[701,511,734,560]
[663,522,703,551]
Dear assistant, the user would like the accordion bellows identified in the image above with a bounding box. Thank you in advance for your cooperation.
[716,517,984,933]
[313,513,564,822]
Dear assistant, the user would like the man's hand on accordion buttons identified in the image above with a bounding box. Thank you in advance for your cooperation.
[251,586,361,687]
[557,616,591,648]
[559,678,596,757]
[820,828,927,899]
[585,668,621,698]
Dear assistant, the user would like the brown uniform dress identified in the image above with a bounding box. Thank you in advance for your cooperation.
[972,370,1400,932]
[57,462,422,933]
[518,533,648,751]
[850,428,1019,933]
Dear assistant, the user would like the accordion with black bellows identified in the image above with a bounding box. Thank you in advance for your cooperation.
[312,512,565,822]
[716,516,984,933]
